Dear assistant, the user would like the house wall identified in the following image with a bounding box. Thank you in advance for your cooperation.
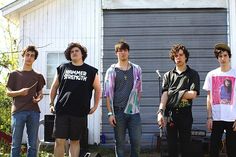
[102,8,227,147]
[229,0,236,68]
[2,0,236,146]
[100,0,230,147]
[18,0,102,144]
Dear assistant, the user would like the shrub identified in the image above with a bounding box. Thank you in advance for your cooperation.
[0,83,12,154]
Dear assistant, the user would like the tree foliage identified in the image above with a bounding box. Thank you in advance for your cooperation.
[0,5,19,154]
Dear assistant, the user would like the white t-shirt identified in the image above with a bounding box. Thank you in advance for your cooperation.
[203,67,236,122]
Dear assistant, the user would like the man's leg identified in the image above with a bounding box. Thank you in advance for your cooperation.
[166,122,178,157]
[128,113,141,157]
[53,115,69,157]
[225,122,236,157]
[26,111,40,157]
[178,114,192,157]
[114,109,126,157]
[10,112,26,157]
[70,116,86,157]
[54,138,66,157]
[70,140,80,157]
[210,121,224,157]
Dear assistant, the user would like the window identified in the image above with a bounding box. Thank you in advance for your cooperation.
[46,52,67,89]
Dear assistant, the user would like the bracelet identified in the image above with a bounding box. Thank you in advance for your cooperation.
[207,116,213,120]
[157,109,164,115]
[49,103,54,107]
[107,112,113,117]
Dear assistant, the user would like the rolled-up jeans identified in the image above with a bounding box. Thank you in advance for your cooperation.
[11,111,40,157]
[114,106,142,157]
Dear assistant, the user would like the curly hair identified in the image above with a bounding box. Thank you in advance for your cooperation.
[64,42,87,61]
[21,45,39,60]
[169,44,189,63]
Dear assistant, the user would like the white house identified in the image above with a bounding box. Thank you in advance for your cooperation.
[1,0,236,146]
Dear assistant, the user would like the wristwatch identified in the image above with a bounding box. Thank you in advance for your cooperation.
[157,109,164,115]
[107,112,113,117]
[49,102,54,107]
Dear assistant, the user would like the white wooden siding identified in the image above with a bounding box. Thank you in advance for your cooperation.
[19,0,102,144]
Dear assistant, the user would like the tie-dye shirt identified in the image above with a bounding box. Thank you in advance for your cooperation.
[104,62,142,114]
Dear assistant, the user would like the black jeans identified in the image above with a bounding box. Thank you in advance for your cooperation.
[166,107,193,157]
[210,121,236,157]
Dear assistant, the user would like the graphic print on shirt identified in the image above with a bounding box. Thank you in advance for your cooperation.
[64,70,87,81]
[212,76,235,105]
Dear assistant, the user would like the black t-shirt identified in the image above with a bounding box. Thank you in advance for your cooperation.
[162,65,200,110]
[56,62,98,117]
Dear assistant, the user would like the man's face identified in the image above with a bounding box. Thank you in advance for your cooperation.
[218,51,230,66]
[70,47,83,62]
[116,48,129,62]
[174,49,187,66]
[23,51,36,66]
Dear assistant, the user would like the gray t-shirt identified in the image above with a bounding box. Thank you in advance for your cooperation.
[113,67,133,108]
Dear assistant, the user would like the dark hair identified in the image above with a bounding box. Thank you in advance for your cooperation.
[21,45,38,60]
[115,40,130,52]
[169,44,189,63]
[214,44,231,59]
[224,78,232,93]
[64,42,87,61]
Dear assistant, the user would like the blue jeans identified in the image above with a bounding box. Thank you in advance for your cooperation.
[11,111,40,157]
[114,108,141,157]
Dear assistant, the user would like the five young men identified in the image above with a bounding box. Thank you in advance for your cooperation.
[6,41,236,157]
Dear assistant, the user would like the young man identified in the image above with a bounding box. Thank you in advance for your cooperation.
[49,42,101,157]
[104,40,142,157]
[6,45,45,157]
[157,44,200,157]
[203,43,236,157]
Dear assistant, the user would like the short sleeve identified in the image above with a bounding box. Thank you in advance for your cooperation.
[6,72,16,90]
[36,74,46,92]
[162,72,170,93]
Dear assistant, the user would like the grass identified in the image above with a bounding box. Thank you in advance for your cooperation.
[0,144,159,157]
[38,144,159,157]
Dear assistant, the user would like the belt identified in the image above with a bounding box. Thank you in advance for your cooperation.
[176,100,190,108]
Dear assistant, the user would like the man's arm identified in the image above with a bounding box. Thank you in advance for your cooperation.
[33,89,44,103]
[6,87,30,97]
[158,91,168,110]
[182,91,198,100]
[89,74,101,114]
[182,70,200,100]
[49,73,60,112]
[206,91,213,131]
[106,96,116,127]
[157,91,168,127]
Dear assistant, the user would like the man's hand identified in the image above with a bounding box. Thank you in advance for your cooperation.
[108,115,116,127]
[233,121,236,132]
[33,93,43,103]
[19,88,30,96]
[89,106,98,114]
[50,105,55,113]
[157,113,165,128]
